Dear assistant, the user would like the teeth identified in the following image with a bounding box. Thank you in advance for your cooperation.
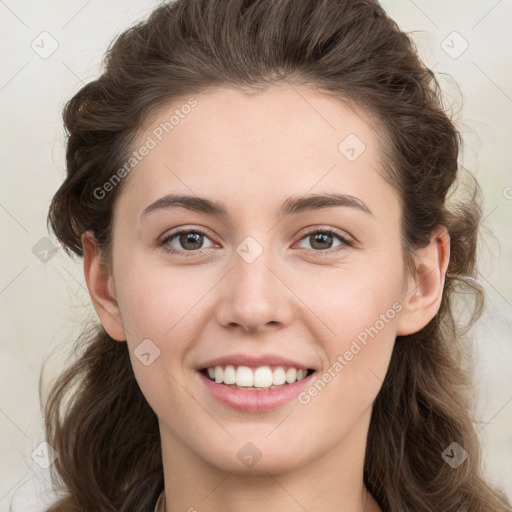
[223,365,236,384]
[297,369,307,381]
[236,366,254,387]
[285,368,297,383]
[272,366,286,386]
[203,365,310,388]
[253,366,273,388]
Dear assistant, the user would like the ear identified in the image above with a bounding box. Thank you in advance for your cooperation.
[81,230,127,341]
[396,226,450,336]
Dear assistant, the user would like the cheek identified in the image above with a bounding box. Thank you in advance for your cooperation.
[115,260,213,342]
[114,263,217,402]
[295,252,403,403]
[298,254,404,343]
[115,267,201,413]
[295,303,398,445]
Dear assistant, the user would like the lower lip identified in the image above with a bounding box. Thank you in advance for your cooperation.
[197,371,315,412]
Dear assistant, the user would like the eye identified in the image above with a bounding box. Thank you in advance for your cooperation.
[160,229,214,254]
[295,228,353,252]
[158,226,354,256]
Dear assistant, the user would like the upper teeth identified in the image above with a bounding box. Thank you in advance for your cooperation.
[206,365,308,388]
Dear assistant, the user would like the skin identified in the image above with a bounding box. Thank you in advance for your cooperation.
[82,83,450,512]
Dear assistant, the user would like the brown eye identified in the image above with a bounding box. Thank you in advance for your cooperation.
[296,229,353,252]
[161,229,214,254]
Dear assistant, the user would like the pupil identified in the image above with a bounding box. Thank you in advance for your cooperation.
[311,232,332,250]
[181,232,202,250]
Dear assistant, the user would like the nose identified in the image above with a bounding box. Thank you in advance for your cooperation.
[214,238,294,334]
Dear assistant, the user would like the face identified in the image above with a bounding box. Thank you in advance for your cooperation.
[91,84,417,475]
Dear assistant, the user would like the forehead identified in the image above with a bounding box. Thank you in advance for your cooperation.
[115,84,397,223]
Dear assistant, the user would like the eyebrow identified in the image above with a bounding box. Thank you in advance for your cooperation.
[140,192,374,221]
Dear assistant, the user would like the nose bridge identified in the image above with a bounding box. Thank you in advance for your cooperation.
[233,233,277,303]
[217,232,290,331]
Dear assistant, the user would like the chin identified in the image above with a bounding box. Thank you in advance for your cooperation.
[196,437,313,476]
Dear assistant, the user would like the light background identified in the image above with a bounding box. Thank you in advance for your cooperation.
[0,0,511,510]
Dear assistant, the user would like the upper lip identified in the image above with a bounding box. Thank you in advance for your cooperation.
[198,353,315,371]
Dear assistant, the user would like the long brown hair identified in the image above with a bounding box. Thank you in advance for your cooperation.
[41,1,512,510]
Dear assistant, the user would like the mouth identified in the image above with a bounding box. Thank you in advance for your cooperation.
[197,365,316,412]
[199,365,316,391]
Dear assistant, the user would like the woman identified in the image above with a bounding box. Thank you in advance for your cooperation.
[42,0,512,511]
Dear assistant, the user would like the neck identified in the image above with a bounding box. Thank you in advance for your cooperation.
[157,485,380,512]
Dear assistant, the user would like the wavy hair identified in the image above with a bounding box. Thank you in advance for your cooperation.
[41,0,512,510]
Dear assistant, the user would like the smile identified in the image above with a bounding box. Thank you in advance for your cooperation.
[197,365,316,413]
[201,365,314,389]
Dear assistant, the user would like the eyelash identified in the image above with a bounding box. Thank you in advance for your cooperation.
[158,226,354,257]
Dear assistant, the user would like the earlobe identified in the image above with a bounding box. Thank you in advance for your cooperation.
[396,226,450,336]
[81,230,127,342]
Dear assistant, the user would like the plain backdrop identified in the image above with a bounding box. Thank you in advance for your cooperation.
[0,0,511,510]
